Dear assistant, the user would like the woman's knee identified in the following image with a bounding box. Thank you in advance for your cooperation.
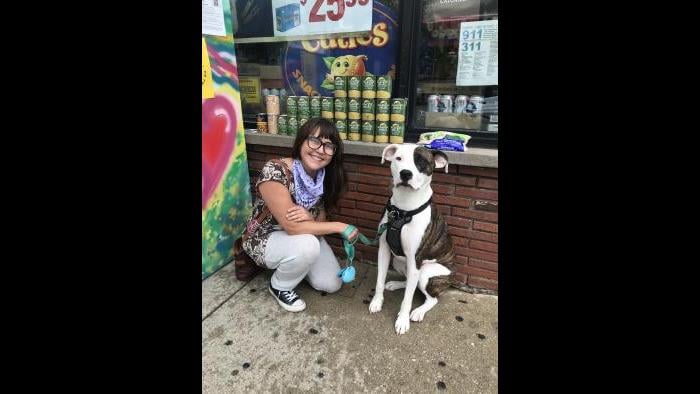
[311,276,343,294]
[293,234,321,265]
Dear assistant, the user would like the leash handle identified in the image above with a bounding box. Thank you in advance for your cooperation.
[338,223,388,284]
[341,224,359,244]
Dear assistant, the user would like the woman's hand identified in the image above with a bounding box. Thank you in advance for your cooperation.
[341,224,359,243]
[285,205,314,223]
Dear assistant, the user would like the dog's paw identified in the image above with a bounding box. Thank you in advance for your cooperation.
[395,314,410,335]
[410,307,427,322]
[369,295,384,313]
[385,281,406,291]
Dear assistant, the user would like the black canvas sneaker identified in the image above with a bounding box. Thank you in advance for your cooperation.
[269,283,306,312]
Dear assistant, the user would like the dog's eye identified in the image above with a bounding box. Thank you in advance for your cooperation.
[396,157,402,161]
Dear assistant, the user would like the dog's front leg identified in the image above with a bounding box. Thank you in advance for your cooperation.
[395,253,419,335]
[369,232,391,313]
[395,226,424,335]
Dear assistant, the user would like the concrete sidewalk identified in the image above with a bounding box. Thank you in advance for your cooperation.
[202,261,498,393]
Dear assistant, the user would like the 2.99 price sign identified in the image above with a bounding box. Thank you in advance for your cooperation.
[272,0,373,39]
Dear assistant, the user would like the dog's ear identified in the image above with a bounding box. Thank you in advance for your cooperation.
[381,144,400,164]
[432,150,449,173]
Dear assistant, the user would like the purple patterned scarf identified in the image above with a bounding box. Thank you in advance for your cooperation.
[292,159,325,209]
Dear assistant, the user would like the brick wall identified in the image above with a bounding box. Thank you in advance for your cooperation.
[245,144,498,292]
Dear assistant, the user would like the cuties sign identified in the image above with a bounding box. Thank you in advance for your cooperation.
[283,1,398,97]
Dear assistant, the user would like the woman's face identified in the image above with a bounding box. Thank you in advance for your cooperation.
[299,128,335,175]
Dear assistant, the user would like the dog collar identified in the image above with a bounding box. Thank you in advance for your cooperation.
[385,197,432,257]
[385,197,433,223]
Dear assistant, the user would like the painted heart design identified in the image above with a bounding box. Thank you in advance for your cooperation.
[202,95,237,209]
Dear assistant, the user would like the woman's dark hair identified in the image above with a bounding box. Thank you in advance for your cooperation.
[291,117,346,211]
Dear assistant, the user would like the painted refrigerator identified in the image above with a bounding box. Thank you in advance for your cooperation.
[202,1,252,279]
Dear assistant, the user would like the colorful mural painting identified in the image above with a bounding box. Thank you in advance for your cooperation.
[202,1,252,279]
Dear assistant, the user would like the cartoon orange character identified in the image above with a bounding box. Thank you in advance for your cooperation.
[325,55,368,82]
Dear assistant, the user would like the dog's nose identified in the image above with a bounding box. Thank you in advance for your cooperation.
[400,170,412,181]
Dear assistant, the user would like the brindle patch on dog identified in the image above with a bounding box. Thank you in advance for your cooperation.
[414,205,455,297]
[414,146,436,175]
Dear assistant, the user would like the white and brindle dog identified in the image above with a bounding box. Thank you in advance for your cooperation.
[369,143,456,335]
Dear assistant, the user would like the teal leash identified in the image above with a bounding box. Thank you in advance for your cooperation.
[337,223,388,283]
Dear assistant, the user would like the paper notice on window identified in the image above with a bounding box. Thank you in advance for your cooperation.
[456,20,498,86]
[202,0,227,37]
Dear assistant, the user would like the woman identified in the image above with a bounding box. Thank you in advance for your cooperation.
[242,117,358,312]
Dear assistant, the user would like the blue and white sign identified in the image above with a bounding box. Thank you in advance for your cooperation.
[456,20,498,86]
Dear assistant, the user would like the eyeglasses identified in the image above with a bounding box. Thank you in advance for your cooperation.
[306,136,337,155]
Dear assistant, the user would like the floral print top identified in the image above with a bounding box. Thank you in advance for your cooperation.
[242,160,323,267]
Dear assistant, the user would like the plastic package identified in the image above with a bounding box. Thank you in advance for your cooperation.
[416,131,471,152]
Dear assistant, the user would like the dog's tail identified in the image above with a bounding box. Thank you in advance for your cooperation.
[426,274,452,298]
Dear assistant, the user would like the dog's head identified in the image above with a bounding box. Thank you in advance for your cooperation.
[381,144,448,190]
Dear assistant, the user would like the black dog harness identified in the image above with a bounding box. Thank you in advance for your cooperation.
[385,197,432,257]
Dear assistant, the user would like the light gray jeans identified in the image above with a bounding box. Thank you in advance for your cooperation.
[264,231,343,293]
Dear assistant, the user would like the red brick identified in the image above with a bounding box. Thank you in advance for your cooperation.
[458,166,498,178]
[339,208,383,222]
[454,272,468,284]
[347,183,357,191]
[326,236,343,247]
[249,145,291,155]
[343,162,359,172]
[473,221,498,233]
[358,228,378,239]
[246,151,268,161]
[357,164,392,176]
[432,194,472,208]
[431,184,455,195]
[454,246,498,262]
[356,201,386,214]
[343,155,377,164]
[436,204,451,216]
[455,187,498,201]
[248,160,265,171]
[346,173,391,186]
[355,243,379,256]
[448,226,468,238]
[432,173,477,187]
[330,245,345,257]
[445,217,472,228]
[357,184,392,196]
[465,229,498,243]
[453,255,469,265]
[453,207,498,223]
[477,178,498,189]
[344,154,376,164]
[338,199,355,209]
[343,192,387,206]
[469,258,498,272]
[452,236,468,247]
[469,240,498,253]
[456,265,498,280]
[468,276,498,291]
[333,214,381,229]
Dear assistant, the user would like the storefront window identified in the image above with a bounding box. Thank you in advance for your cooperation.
[413,0,498,135]
[234,1,401,129]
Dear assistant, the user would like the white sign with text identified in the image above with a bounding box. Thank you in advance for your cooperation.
[457,20,498,86]
[202,0,227,37]
[272,0,373,39]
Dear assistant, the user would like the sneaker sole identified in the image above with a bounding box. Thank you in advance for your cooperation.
[269,287,306,312]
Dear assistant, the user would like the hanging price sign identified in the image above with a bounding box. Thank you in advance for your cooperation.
[272,0,373,39]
